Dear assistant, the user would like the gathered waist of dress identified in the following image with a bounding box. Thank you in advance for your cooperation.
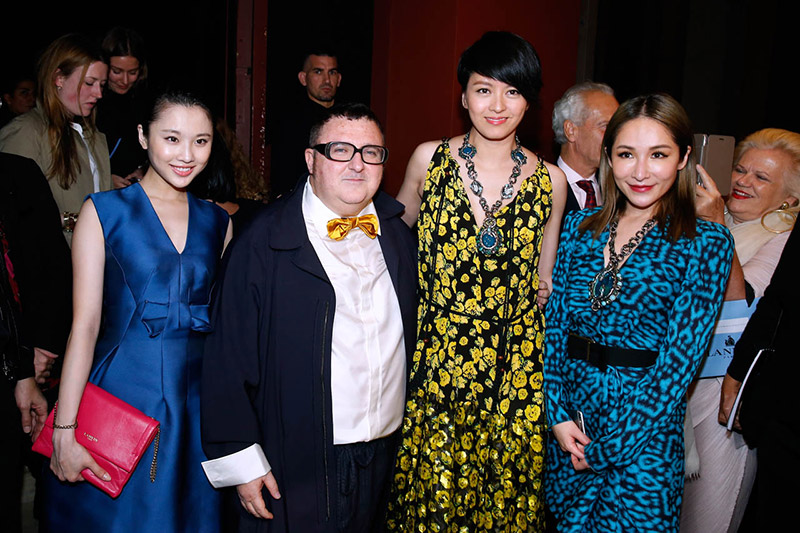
[426,298,532,324]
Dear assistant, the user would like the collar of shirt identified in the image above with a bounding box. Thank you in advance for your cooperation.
[302,178,381,240]
[558,156,597,185]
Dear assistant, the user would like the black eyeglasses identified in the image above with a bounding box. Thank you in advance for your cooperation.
[312,142,388,165]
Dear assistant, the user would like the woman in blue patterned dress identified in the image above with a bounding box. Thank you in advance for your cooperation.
[544,93,734,532]
[46,91,232,532]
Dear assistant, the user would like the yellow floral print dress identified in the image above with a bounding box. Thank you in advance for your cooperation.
[387,140,552,531]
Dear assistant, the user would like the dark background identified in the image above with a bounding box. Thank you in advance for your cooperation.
[2,1,799,153]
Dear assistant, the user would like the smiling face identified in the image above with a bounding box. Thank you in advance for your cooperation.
[298,55,341,108]
[726,148,798,223]
[461,73,529,142]
[56,61,107,117]
[108,56,141,95]
[609,117,689,217]
[138,104,213,190]
[304,117,384,216]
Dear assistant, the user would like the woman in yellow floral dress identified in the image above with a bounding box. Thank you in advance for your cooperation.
[389,32,566,531]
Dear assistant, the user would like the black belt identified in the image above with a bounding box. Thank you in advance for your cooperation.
[567,334,658,371]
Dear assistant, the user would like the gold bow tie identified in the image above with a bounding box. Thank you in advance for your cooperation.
[327,214,379,241]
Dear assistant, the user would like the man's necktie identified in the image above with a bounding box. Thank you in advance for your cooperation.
[576,180,598,209]
[326,214,379,240]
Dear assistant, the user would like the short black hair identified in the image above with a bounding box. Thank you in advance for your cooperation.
[308,103,384,147]
[300,47,338,70]
[457,31,542,105]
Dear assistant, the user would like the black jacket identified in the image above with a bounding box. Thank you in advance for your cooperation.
[0,153,72,381]
[202,181,417,532]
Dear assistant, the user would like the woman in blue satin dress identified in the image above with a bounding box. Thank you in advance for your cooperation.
[46,91,232,532]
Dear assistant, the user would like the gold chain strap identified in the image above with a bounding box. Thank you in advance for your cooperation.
[149,426,160,482]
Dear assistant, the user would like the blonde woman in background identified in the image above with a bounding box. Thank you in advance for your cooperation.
[0,33,111,244]
[682,128,800,533]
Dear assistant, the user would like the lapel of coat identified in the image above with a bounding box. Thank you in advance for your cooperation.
[374,190,406,297]
[269,180,330,283]
[374,191,417,350]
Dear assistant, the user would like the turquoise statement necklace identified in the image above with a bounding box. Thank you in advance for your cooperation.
[458,131,526,255]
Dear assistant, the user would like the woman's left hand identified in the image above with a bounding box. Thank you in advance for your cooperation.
[537,280,551,309]
[695,164,726,225]
[553,420,592,471]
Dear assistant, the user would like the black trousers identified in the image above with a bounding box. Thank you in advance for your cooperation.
[334,432,399,533]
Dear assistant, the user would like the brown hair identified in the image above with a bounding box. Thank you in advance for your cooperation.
[37,34,105,189]
[101,27,148,86]
[579,93,697,241]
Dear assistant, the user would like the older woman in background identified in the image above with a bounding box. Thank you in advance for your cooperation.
[681,128,800,533]
[0,34,111,244]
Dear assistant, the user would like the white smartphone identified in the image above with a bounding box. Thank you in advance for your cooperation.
[569,409,586,434]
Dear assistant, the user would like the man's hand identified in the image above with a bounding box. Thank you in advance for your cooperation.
[33,347,59,384]
[14,377,48,441]
[236,471,282,519]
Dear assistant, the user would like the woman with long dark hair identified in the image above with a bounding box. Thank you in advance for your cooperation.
[544,94,733,531]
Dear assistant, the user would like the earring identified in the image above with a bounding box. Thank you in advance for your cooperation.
[761,202,797,234]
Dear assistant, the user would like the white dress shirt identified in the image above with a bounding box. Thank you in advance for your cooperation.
[301,180,406,445]
[558,156,603,208]
[202,180,406,488]
[70,123,101,193]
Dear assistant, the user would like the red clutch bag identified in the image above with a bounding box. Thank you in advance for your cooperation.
[32,383,160,498]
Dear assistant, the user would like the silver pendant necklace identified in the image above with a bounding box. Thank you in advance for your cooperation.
[588,217,656,311]
[458,131,526,255]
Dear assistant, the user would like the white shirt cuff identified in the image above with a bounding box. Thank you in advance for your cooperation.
[201,443,271,488]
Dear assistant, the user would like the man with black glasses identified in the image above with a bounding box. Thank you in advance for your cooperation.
[202,104,417,533]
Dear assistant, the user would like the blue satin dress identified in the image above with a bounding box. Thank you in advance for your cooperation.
[45,183,228,532]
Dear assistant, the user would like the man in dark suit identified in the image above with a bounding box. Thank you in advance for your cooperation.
[202,104,416,533]
[0,152,72,532]
[552,82,618,218]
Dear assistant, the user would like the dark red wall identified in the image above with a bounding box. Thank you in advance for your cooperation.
[371,0,581,194]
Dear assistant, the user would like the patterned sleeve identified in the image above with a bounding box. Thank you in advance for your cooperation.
[583,221,734,471]
[544,211,586,428]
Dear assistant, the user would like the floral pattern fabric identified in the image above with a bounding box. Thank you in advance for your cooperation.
[387,140,552,531]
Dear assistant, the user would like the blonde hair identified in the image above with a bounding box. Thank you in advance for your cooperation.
[37,34,104,189]
[735,128,800,200]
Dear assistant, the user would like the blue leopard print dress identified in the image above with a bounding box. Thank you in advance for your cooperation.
[544,210,733,532]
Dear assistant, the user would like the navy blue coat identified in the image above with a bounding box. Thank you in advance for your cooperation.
[201,181,417,532]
